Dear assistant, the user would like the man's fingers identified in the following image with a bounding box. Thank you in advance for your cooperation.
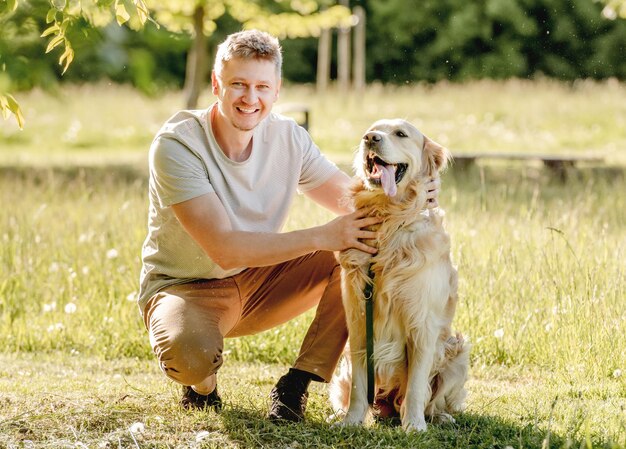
[357,216,382,227]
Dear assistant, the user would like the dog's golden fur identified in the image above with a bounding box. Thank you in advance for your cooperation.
[330,119,470,432]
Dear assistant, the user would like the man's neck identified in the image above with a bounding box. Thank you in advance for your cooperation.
[211,106,254,162]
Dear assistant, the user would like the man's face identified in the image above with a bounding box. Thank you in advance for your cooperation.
[212,57,281,132]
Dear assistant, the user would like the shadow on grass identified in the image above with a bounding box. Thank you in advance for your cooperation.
[217,408,572,449]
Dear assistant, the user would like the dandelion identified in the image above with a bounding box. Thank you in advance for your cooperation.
[106,248,119,259]
[129,422,145,434]
[614,369,622,378]
[494,328,504,339]
[64,303,77,314]
[47,323,64,332]
[43,302,57,313]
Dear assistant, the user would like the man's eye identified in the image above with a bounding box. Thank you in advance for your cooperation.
[258,85,270,90]
[396,130,408,137]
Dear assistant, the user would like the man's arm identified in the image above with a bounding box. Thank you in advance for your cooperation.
[171,191,380,271]
[304,170,354,215]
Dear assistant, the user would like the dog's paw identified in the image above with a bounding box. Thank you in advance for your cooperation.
[402,418,428,433]
[432,412,456,424]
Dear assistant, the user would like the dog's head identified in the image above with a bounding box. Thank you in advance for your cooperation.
[355,119,450,198]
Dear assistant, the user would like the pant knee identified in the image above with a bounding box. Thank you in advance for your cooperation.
[154,330,224,386]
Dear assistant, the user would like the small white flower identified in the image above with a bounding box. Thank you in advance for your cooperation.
[129,422,145,434]
[126,292,137,302]
[49,262,60,273]
[544,323,553,332]
[43,302,57,313]
[106,248,119,259]
[614,369,622,378]
[47,323,64,332]
[103,316,114,324]
[64,303,77,314]
[82,266,90,275]
[195,431,211,442]
[494,328,504,339]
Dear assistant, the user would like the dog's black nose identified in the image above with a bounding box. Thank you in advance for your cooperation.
[364,132,382,144]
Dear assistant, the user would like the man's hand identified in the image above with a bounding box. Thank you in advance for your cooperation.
[320,208,382,255]
[425,177,441,209]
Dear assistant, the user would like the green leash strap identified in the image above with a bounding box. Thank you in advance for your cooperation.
[363,263,375,405]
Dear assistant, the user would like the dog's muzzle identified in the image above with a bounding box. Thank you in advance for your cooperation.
[364,151,408,197]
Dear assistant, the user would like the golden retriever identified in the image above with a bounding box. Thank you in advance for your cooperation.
[330,119,470,432]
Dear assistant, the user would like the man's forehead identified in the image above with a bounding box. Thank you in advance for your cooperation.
[219,57,280,80]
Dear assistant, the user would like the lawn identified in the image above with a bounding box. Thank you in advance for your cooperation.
[0,81,624,448]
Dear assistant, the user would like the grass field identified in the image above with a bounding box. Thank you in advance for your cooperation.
[0,81,625,448]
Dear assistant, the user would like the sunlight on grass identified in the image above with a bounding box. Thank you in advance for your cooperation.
[0,81,625,448]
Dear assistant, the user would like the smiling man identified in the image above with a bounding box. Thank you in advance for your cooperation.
[138,29,439,423]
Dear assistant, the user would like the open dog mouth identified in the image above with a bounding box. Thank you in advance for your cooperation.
[365,152,408,197]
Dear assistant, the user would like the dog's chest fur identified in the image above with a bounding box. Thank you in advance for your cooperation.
[339,182,455,369]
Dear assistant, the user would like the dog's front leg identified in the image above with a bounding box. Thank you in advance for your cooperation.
[402,335,437,432]
[342,348,369,425]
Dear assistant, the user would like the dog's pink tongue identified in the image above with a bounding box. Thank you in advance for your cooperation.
[379,163,397,197]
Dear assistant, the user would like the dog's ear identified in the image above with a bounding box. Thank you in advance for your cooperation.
[423,135,452,176]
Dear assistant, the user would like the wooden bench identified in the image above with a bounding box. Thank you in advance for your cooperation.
[452,152,604,179]
[275,103,310,130]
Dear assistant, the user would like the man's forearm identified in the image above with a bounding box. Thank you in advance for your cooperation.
[207,226,327,271]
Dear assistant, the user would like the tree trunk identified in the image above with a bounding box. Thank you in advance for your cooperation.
[353,6,366,91]
[337,0,351,91]
[316,28,331,92]
[184,5,208,109]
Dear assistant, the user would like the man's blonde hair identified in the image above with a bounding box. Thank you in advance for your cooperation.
[214,30,282,77]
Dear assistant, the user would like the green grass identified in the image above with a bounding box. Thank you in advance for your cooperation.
[0,81,625,448]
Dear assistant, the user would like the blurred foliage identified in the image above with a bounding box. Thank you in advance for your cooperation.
[363,0,626,83]
[0,0,624,97]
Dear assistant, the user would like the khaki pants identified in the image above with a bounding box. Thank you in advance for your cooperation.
[143,251,347,388]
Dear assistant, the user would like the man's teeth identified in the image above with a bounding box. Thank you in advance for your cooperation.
[238,107,258,113]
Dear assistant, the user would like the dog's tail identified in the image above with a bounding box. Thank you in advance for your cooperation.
[329,346,352,418]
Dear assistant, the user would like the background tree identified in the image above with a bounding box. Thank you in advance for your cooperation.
[0,0,351,126]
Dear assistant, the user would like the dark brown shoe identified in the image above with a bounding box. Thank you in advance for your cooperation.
[268,373,309,423]
[181,386,223,412]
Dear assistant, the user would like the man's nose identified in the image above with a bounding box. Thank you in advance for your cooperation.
[242,87,258,104]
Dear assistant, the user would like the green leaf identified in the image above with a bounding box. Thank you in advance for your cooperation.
[59,44,74,74]
[45,34,64,53]
[41,23,60,38]
[115,0,130,25]
[46,7,57,23]
[0,93,24,129]
[6,0,18,13]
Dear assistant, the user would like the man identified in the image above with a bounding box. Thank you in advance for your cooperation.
[138,29,439,423]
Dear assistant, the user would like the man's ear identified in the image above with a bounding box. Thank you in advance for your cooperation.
[424,135,452,175]
[211,71,220,96]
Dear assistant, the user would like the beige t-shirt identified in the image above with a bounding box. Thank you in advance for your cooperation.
[137,105,339,313]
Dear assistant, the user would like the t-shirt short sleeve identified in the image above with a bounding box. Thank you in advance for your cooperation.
[294,126,339,192]
[149,136,214,208]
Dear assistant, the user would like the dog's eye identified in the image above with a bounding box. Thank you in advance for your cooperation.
[395,130,408,138]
